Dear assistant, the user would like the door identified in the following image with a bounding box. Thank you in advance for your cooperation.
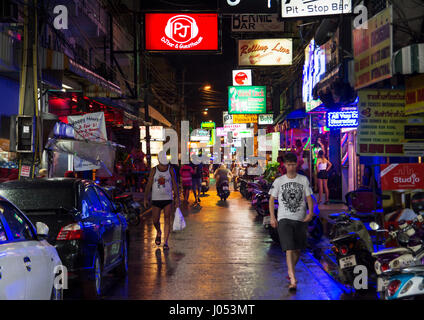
[1,202,52,299]
[95,187,123,266]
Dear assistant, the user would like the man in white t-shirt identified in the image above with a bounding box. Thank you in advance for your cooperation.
[269,152,314,291]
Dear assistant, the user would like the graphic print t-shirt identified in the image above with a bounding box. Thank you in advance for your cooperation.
[269,174,312,222]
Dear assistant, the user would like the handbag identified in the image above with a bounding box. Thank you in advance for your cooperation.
[173,207,186,231]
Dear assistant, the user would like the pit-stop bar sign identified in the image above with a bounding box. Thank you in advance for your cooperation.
[281,0,352,18]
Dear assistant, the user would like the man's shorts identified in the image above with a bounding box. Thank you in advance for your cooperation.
[192,178,202,190]
[278,218,308,251]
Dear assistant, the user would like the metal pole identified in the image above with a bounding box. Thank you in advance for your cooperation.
[309,113,312,184]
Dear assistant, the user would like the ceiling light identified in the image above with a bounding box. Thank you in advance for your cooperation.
[62,84,73,90]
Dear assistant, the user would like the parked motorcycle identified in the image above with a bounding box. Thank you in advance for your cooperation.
[385,266,424,300]
[201,167,210,195]
[329,211,375,287]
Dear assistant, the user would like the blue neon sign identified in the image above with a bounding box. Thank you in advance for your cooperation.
[327,110,359,128]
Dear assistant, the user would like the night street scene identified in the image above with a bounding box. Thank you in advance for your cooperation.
[2,0,424,311]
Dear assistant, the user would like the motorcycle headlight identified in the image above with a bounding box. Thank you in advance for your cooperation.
[400,280,413,295]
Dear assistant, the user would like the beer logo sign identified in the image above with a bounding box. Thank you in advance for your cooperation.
[165,15,199,44]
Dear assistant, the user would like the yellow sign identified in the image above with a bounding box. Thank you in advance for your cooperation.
[353,6,392,90]
[406,74,424,115]
[357,89,406,156]
[233,114,258,124]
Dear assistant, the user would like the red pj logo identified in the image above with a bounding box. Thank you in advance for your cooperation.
[165,15,199,44]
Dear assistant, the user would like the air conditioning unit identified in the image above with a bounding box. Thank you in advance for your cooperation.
[0,0,18,23]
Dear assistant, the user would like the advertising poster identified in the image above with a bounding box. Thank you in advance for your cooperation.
[353,6,393,90]
[380,163,424,226]
[67,112,107,143]
[406,74,424,115]
[357,90,406,156]
[238,39,292,66]
[144,13,219,51]
[228,86,266,114]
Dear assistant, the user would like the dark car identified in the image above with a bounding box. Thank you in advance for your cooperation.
[0,178,129,299]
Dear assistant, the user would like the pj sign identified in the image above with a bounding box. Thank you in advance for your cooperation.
[144,13,219,51]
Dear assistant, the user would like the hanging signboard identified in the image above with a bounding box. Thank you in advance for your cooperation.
[67,112,107,142]
[232,69,252,86]
[406,74,424,115]
[238,39,292,67]
[258,114,274,125]
[144,13,219,51]
[201,122,216,129]
[220,0,278,14]
[381,163,424,191]
[281,0,351,18]
[231,14,284,32]
[327,110,359,128]
[228,86,266,114]
[223,111,233,125]
[191,129,210,141]
[357,90,406,156]
[233,114,258,124]
[140,126,165,141]
[224,123,247,131]
[353,6,393,90]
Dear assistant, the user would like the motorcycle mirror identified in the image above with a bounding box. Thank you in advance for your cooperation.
[369,222,380,230]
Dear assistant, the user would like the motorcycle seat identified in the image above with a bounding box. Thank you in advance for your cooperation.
[331,232,358,243]
[372,247,413,257]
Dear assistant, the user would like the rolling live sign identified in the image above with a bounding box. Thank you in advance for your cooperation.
[380,163,424,191]
[353,6,393,90]
[238,39,292,66]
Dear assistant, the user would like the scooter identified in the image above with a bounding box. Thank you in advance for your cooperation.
[201,167,210,195]
[385,266,424,300]
[217,180,230,201]
[329,211,375,287]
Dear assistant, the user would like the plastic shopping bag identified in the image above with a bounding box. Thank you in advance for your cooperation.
[173,207,186,231]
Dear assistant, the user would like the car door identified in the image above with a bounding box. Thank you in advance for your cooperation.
[0,202,52,299]
[0,214,27,300]
[94,186,123,266]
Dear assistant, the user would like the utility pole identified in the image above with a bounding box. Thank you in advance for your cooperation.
[16,0,42,179]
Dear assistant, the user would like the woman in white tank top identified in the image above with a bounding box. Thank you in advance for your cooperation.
[316,150,332,204]
[144,163,180,250]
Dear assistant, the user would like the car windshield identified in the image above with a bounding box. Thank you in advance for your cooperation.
[0,187,76,214]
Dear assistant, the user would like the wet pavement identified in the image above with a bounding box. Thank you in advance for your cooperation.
[95,183,349,300]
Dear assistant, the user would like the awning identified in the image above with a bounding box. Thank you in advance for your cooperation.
[139,105,172,127]
[394,43,424,75]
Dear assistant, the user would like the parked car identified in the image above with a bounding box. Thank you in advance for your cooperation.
[0,178,129,299]
[0,196,62,300]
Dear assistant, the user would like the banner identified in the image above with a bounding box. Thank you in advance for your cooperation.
[381,163,424,191]
[231,14,284,32]
[353,6,393,90]
[67,112,107,142]
[238,39,292,66]
[233,114,258,124]
[357,90,406,156]
[406,74,424,115]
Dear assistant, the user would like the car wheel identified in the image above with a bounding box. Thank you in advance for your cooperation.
[83,251,103,299]
[115,239,129,277]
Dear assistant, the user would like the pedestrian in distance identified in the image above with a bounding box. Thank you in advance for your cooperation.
[144,162,180,250]
[316,150,332,204]
[268,152,315,291]
[180,162,194,204]
[190,160,203,205]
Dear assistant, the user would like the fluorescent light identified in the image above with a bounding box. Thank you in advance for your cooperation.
[62,84,73,90]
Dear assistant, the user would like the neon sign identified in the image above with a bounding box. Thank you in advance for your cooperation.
[327,110,359,128]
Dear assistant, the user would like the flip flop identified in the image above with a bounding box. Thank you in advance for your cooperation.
[288,283,297,291]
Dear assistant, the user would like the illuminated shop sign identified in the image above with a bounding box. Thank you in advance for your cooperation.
[201,122,216,129]
[327,110,359,128]
[144,13,219,51]
[232,69,252,86]
[238,39,292,66]
[282,0,352,18]
[258,114,274,125]
[228,86,266,114]
[191,129,210,141]
[303,39,326,104]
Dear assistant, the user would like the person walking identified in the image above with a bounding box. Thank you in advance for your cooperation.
[144,162,180,250]
[180,162,194,204]
[268,152,314,291]
[191,161,203,204]
[316,150,332,204]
